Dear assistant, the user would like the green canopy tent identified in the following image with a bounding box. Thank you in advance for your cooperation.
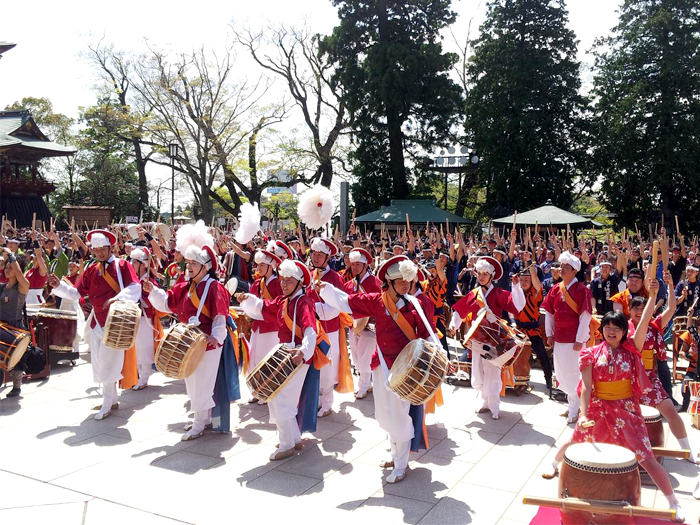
[493,200,602,230]
[354,199,473,231]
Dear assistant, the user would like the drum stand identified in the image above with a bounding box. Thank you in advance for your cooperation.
[23,323,51,382]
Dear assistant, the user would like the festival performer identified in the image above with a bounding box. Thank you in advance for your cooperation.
[238,259,321,460]
[247,248,283,402]
[129,247,162,391]
[590,259,625,315]
[267,239,294,262]
[163,248,186,290]
[57,258,86,353]
[306,236,345,417]
[319,255,436,484]
[1,246,30,397]
[343,247,381,399]
[25,229,48,306]
[611,267,647,317]
[448,255,526,419]
[49,230,141,420]
[542,281,685,522]
[630,271,699,463]
[423,256,450,359]
[541,251,593,424]
[514,263,552,390]
[144,221,236,440]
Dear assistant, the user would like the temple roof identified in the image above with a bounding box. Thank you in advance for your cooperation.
[0,110,75,157]
[0,42,16,58]
[354,199,473,224]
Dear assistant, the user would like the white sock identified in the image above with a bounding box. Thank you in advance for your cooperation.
[664,493,679,506]
[678,437,697,462]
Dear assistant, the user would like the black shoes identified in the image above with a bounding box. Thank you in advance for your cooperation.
[6,387,20,398]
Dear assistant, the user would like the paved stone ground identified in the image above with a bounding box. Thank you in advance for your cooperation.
[1,342,698,525]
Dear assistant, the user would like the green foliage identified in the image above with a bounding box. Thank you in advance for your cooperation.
[466,0,590,216]
[5,97,74,142]
[591,0,700,233]
[322,0,463,207]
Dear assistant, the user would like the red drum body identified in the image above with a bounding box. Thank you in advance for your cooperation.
[26,307,77,353]
[0,322,31,371]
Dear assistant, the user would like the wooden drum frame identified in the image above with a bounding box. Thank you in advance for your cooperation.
[102,301,141,350]
[155,323,207,379]
[246,344,304,403]
[388,339,449,405]
[0,322,31,372]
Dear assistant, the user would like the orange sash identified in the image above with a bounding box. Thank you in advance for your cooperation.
[559,282,599,348]
[382,292,417,342]
[336,312,355,393]
[283,298,331,370]
[261,278,273,301]
[189,281,211,319]
[228,307,248,372]
[100,262,121,294]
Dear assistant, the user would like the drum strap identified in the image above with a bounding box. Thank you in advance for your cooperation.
[189,279,212,320]
[405,294,441,347]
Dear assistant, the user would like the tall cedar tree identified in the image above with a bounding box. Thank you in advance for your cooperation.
[321,0,462,215]
[592,0,700,233]
[467,0,589,217]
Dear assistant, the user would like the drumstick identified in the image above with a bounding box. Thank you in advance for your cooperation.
[580,420,595,428]
[675,215,681,237]
[651,447,690,459]
[522,496,676,520]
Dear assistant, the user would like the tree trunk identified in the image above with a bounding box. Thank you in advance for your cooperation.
[378,0,409,199]
[319,156,333,187]
[249,131,259,204]
[133,139,149,214]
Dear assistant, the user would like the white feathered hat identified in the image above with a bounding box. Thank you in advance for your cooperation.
[298,184,334,230]
[176,220,219,273]
[234,202,261,244]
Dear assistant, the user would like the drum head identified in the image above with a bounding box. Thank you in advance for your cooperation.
[36,307,78,320]
[388,340,423,388]
[181,333,207,378]
[640,405,661,422]
[8,332,31,370]
[564,442,637,470]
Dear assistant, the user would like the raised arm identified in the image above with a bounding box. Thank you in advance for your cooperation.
[633,279,659,351]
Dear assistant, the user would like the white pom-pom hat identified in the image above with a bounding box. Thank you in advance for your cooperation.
[310,237,338,257]
[278,259,311,287]
[349,248,371,265]
[184,244,219,273]
[87,229,117,248]
[254,249,281,268]
[234,202,261,244]
[559,251,581,272]
[475,256,503,280]
[378,255,417,282]
[267,240,294,260]
[298,184,334,229]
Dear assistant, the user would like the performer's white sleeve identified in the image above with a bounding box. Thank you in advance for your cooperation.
[319,283,351,314]
[617,281,626,293]
[211,315,227,345]
[52,281,80,301]
[511,282,526,311]
[449,310,462,331]
[148,287,172,314]
[613,303,623,313]
[300,327,317,360]
[576,311,592,344]
[545,311,555,337]
[315,301,341,320]
[240,295,264,321]
[116,282,141,303]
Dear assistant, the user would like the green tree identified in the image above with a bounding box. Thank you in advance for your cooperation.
[592,0,700,233]
[321,0,462,205]
[467,0,590,217]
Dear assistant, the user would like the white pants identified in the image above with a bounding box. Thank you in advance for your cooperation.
[60,298,86,352]
[350,329,375,393]
[134,316,155,386]
[27,288,44,306]
[472,355,502,415]
[87,318,125,384]
[553,342,581,417]
[372,364,413,470]
[318,330,340,412]
[249,329,279,371]
[185,346,222,414]
[268,364,309,451]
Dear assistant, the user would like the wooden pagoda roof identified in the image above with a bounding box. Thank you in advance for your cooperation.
[0,110,75,158]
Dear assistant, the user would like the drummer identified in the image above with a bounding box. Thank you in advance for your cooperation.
[49,229,141,420]
[247,248,283,402]
[343,247,381,399]
[130,247,161,391]
[144,224,232,441]
[318,255,433,484]
[447,255,526,420]
[542,280,685,522]
[1,246,30,398]
[237,259,319,460]
[25,229,48,306]
[631,271,699,464]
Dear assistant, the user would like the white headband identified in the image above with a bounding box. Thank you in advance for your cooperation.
[558,251,581,272]
[311,237,331,255]
[90,233,111,249]
[278,259,303,281]
[475,259,495,275]
[349,251,367,264]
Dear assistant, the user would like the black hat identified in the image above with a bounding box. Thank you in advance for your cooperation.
[285,235,300,243]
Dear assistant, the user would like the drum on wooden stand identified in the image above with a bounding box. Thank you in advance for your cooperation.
[155,323,207,379]
[640,405,664,448]
[26,307,77,353]
[559,442,641,525]
[0,322,31,372]
[463,310,530,369]
[246,343,304,403]
[102,301,141,350]
[388,339,449,405]
[512,342,532,390]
